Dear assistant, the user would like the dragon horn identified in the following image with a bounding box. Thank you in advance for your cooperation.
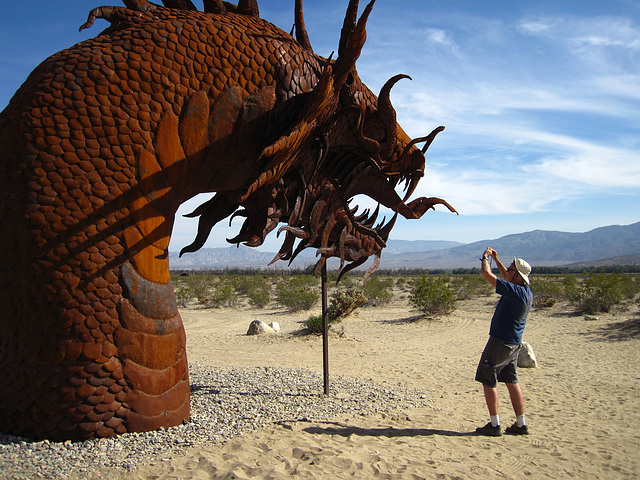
[160,0,197,9]
[396,126,445,168]
[334,0,376,84]
[338,0,360,57]
[237,0,259,17]
[378,74,411,160]
[294,0,313,51]
[203,0,226,13]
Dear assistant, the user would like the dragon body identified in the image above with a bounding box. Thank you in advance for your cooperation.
[0,0,455,440]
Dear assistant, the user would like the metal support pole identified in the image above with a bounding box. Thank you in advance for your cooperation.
[321,262,329,395]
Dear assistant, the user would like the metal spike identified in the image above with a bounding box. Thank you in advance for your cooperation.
[377,213,398,242]
[363,204,380,227]
[374,216,386,231]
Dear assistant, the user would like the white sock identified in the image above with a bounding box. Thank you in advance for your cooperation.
[490,415,500,427]
[516,415,526,427]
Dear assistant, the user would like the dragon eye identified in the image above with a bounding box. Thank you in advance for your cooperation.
[345,73,354,86]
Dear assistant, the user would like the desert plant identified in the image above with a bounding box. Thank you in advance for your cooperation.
[231,275,272,308]
[276,277,319,311]
[620,274,640,300]
[248,286,271,308]
[562,274,579,302]
[208,278,237,307]
[571,270,623,314]
[304,313,324,333]
[451,275,494,300]
[174,284,192,307]
[287,274,317,287]
[328,272,355,288]
[409,276,457,316]
[233,275,266,295]
[364,275,394,306]
[304,313,342,334]
[327,288,366,320]
[179,274,214,306]
[531,277,563,308]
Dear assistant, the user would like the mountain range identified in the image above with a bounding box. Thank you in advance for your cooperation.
[168,221,640,271]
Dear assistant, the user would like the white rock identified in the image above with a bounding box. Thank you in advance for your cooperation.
[518,342,538,368]
[247,319,275,335]
[269,322,280,333]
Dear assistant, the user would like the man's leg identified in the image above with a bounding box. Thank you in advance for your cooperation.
[475,337,503,435]
[483,384,499,416]
[505,382,528,434]
[476,384,502,435]
[505,382,524,417]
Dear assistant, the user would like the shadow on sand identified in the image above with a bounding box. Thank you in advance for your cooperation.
[301,421,475,438]
[592,314,640,341]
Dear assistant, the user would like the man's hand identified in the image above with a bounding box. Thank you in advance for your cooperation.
[481,247,498,287]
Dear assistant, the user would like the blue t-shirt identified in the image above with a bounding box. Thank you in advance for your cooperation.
[489,278,533,345]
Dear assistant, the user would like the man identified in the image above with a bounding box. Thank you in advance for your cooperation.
[475,247,533,436]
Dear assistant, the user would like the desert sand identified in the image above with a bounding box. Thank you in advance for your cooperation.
[120,286,639,479]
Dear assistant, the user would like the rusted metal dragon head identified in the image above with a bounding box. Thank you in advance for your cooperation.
[165,0,457,279]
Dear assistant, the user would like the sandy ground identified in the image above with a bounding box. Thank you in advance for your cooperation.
[124,286,640,479]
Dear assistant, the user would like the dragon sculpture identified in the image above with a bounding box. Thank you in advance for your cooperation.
[0,0,455,441]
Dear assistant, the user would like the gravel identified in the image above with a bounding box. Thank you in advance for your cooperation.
[1,364,428,479]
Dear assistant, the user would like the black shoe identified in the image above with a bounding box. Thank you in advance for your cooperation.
[476,422,502,436]
[505,423,529,435]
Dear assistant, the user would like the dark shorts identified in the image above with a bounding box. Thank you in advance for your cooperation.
[475,336,522,388]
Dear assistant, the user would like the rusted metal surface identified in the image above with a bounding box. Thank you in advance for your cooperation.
[0,0,455,441]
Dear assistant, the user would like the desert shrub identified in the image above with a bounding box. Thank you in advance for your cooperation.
[304,313,342,334]
[178,275,214,306]
[409,276,457,316]
[562,274,579,302]
[531,277,563,308]
[173,281,191,307]
[174,285,191,307]
[451,275,494,300]
[364,276,394,306]
[276,277,319,311]
[248,286,271,308]
[231,275,272,308]
[208,278,237,307]
[327,288,366,320]
[571,271,623,314]
[330,272,355,288]
[233,275,266,295]
[620,274,640,300]
[305,314,324,334]
[288,274,317,287]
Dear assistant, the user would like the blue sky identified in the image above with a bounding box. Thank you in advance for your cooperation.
[1,0,639,253]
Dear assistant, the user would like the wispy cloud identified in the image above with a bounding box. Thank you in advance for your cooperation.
[423,28,462,57]
[574,34,640,50]
[518,14,640,69]
[532,148,640,188]
[517,17,559,35]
